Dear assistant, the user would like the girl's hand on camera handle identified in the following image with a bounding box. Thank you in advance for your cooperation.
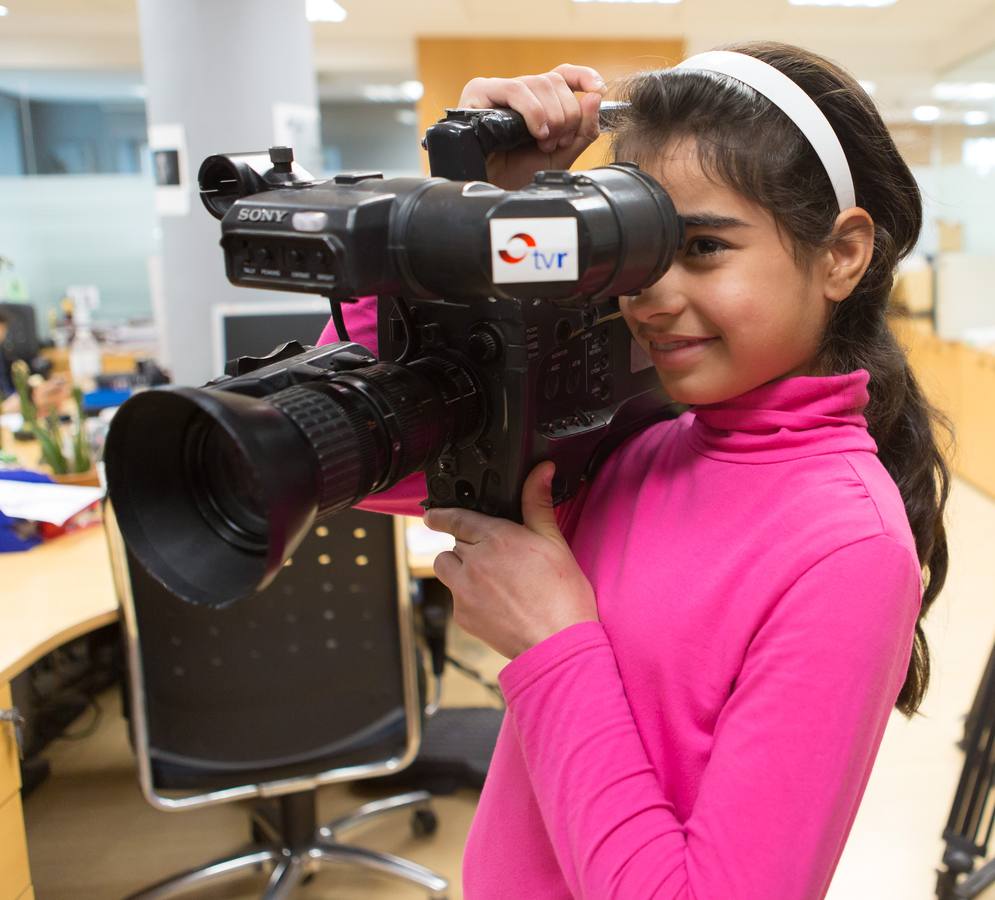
[424,461,598,660]
[458,64,606,190]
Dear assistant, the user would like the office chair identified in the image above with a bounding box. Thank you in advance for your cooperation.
[935,641,995,900]
[104,503,449,899]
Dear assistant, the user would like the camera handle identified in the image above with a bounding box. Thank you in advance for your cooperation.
[422,108,534,181]
[421,102,631,182]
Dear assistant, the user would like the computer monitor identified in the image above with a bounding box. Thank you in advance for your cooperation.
[0,302,41,361]
[211,299,333,374]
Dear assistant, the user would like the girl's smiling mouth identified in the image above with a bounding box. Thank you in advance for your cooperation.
[647,335,719,366]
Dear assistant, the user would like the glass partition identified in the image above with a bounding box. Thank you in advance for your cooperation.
[0,69,427,339]
[0,70,156,334]
[908,45,995,344]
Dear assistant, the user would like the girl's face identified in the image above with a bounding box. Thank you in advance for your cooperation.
[620,139,836,406]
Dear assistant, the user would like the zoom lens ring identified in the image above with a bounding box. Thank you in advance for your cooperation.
[269,384,379,514]
[409,355,485,448]
[339,363,451,479]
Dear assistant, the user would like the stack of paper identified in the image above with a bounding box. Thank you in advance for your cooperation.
[0,479,105,526]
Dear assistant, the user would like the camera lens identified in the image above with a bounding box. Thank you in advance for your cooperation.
[104,355,483,607]
[186,419,268,550]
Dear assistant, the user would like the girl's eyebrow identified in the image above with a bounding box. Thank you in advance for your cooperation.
[681,213,751,229]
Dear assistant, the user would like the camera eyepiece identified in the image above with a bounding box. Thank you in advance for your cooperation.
[198,148,318,219]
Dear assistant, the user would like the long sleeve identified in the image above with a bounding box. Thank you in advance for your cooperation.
[316,296,428,518]
[497,533,920,899]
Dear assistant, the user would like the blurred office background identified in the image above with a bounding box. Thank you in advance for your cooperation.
[3,0,995,897]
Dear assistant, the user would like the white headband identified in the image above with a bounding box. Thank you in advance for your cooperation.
[674,51,856,212]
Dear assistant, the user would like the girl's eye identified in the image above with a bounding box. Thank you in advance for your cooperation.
[684,237,727,258]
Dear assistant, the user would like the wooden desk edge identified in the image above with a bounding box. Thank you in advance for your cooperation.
[0,609,119,687]
[2,529,436,684]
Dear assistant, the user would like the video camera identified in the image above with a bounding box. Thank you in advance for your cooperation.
[103,107,685,607]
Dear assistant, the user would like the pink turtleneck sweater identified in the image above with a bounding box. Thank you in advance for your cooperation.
[318,301,921,899]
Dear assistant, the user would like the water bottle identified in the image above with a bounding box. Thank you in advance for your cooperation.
[69,320,101,391]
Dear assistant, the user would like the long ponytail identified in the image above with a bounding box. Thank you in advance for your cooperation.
[613,40,952,715]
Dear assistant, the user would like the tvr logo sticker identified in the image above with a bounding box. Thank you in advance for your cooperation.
[490,218,579,284]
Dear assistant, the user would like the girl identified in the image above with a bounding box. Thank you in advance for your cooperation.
[319,41,951,899]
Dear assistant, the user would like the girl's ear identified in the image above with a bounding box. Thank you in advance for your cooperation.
[823,207,875,303]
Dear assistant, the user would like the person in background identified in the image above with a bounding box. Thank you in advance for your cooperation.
[0,311,70,416]
[0,311,13,399]
[321,42,951,898]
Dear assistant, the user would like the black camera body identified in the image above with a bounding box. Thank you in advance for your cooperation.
[104,108,685,606]
[209,289,662,522]
[376,292,662,516]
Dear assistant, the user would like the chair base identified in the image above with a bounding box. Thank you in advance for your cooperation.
[936,858,995,900]
[125,789,449,900]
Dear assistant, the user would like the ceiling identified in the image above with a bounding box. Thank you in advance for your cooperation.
[1,0,995,123]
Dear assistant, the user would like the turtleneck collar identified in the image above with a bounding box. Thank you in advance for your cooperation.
[684,369,877,464]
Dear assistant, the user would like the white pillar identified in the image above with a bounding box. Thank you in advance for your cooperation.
[137,0,319,384]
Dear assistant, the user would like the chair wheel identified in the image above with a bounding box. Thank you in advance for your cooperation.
[411,808,438,837]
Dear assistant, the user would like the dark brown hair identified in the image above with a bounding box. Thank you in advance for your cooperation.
[613,41,951,716]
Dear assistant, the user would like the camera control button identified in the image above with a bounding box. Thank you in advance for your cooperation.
[291,211,329,233]
[591,375,614,402]
[566,368,581,395]
[468,327,501,362]
[269,146,294,166]
[543,372,560,400]
[429,475,453,500]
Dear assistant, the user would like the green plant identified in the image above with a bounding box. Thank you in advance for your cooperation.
[11,359,91,474]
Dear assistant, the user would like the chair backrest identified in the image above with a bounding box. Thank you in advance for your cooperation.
[104,504,422,812]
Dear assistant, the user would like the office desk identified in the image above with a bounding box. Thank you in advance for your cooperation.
[2,518,439,686]
[2,430,441,900]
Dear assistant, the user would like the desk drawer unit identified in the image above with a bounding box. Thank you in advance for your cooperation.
[1,792,31,900]
[0,683,19,803]
[1,682,31,900]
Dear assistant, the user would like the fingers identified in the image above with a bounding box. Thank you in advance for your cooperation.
[433,549,462,585]
[577,89,603,144]
[459,77,550,140]
[520,461,565,543]
[536,71,584,152]
[423,506,491,544]
[458,64,606,150]
[546,90,603,168]
[519,74,573,154]
[552,63,607,95]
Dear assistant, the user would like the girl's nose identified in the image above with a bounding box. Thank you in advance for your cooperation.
[624,273,686,321]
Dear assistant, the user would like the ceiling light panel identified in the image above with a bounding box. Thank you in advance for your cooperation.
[306,0,347,22]
[573,0,683,5]
[913,105,941,122]
[933,82,995,102]
[788,0,897,6]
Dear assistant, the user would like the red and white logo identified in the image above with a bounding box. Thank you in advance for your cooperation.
[490,218,579,284]
[498,232,536,264]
